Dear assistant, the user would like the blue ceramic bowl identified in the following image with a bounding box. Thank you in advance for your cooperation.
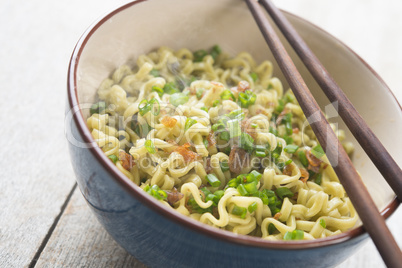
[66,0,401,267]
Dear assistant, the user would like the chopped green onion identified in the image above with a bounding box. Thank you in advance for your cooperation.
[220,160,229,172]
[264,189,276,198]
[149,69,160,77]
[319,218,326,228]
[269,126,278,136]
[210,45,222,60]
[254,192,268,205]
[276,159,286,170]
[284,144,299,154]
[250,72,258,82]
[211,122,225,132]
[283,232,292,240]
[138,99,151,116]
[220,90,235,101]
[275,187,294,199]
[158,189,167,199]
[255,145,266,152]
[227,119,241,138]
[284,92,295,103]
[237,184,248,196]
[244,181,258,194]
[163,82,180,94]
[308,168,316,176]
[185,117,197,131]
[212,99,220,107]
[187,197,212,214]
[240,133,254,152]
[268,223,277,234]
[131,118,152,138]
[314,173,323,185]
[196,88,205,99]
[238,90,256,108]
[214,190,225,200]
[232,205,247,219]
[203,138,209,148]
[145,140,156,154]
[264,191,282,215]
[228,177,240,188]
[223,146,231,155]
[294,230,304,240]
[206,174,221,187]
[282,113,292,123]
[283,229,304,241]
[285,159,293,165]
[149,98,160,116]
[206,192,222,206]
[271,207,281,216]
[248,202,258,213]
[220,131,230,141]
[311,145,325,159]
[255,151,266,157]
[251,123,258,128]
[227,109,244,120]
[170,93,189,107]
[281,113,293,135]
[201,107,208,112]
[250,170,262,181]
[193,49,208,62]
[298,151,309,167]
[152,86,164,97]
[108,154,118,164]
[205,193,216,203]
[200,187,212,197]
[285,122,293,135]
[267,82,274,90]
[138,98,160,116]
[145,184,167,200]
[90,101,106,115]
[275,99,284,113]
[283,135,293,145]
[272,142,283,159]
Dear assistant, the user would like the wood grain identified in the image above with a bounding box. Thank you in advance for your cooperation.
[0,1,128,267]
[35,190,146,268]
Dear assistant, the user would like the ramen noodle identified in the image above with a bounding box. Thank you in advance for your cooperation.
[87,46,357,240]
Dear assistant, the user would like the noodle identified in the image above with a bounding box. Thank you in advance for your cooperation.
[87,46,357,240]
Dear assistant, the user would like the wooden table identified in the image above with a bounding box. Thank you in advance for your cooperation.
[1,0,401,267]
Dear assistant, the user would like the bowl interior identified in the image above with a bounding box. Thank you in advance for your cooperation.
[74,0,401,224]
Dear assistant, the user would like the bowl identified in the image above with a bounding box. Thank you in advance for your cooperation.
[66,0,401,267]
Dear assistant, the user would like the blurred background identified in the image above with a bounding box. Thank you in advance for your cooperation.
[0,0,400,267]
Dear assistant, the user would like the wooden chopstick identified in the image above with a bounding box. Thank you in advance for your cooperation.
[244,0,402,267]
[259,0,402,203]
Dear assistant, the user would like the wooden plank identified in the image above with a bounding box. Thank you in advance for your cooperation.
[0,1,130,267]
[35,190,146,268]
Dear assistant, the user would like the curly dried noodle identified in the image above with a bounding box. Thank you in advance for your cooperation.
[87,46,357,240]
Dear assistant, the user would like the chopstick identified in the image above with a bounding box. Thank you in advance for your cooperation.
[244,0,402,267]
[259,0,402,203]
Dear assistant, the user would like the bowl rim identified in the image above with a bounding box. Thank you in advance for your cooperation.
[67,0,400,250]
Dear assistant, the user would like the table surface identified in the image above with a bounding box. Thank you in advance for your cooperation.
[1,0,401,267]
